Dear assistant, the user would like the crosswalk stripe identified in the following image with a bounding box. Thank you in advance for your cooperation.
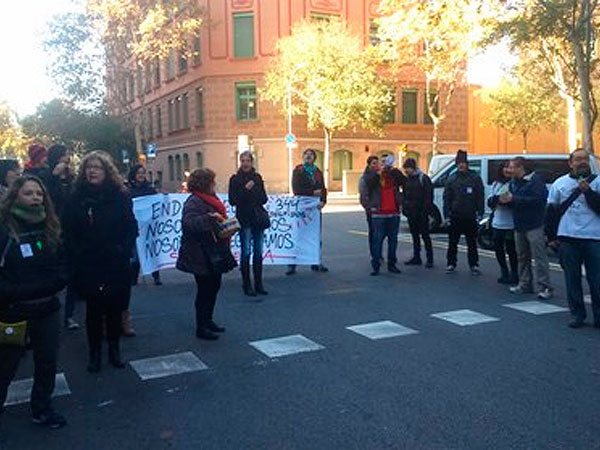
[130,352,209,381]
[346,320,418,340]
[4,373,70,407]
[431,309,500,326]
[249,334,325,358]
[503,301,569,315]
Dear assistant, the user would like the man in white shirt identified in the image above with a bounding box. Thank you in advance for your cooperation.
[546,148,600,329]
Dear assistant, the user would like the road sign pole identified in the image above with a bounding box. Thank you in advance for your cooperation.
[287,85,293,195]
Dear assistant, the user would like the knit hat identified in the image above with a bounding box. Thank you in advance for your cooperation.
[455,149,468,165]
[26,144,48,169]
[47,144,68,170]
[402,158,416,170]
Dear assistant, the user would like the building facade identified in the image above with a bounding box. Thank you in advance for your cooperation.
[121,0,469,193]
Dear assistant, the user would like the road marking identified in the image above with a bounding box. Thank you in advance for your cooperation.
[130,352,209,381]
[249,334,324,358]
[503,301,569,315]
[346,320,419,340]
[431,309,500,326]
[4,373,71,407]
[347,230,564,272]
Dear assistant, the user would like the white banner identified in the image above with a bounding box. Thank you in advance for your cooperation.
[133,193,321,275]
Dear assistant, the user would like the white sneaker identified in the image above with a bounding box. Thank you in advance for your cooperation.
[510,285,533,294]
[537,288,553,300]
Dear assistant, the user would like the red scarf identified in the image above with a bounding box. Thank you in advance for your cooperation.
[194,192,227,218]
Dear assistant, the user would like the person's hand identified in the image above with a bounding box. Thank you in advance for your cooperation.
[548,240,560,252]
[314,189,322,196]
[52,162,68,176]
[317,201,325,210]
[578,179,590,192]
[499,192,512,204]
[209,212,226,223]
[244,180,255,190]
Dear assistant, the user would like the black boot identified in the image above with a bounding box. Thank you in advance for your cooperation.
[497,267,511,284]
[254,261,268,295]
[108,342,126,369]
[87,346,101,373]
[241,262,256,297]
[404,256,422,266]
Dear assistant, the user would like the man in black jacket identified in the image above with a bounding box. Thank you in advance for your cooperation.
[402,158,434,268]
[443,149,484,275]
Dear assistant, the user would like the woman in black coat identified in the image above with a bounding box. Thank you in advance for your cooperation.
[62,151,138,373]
[177,168,236,341]
[228,151,269,297]
[0,176,67,428]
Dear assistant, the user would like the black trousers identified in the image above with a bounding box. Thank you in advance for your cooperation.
[0,310,60,415]
[194,274,222,330]
[407,214,433,262]
[86,299,123,350]
[366,212,375,259]
[493,228,518,277]
[447,218,479,267]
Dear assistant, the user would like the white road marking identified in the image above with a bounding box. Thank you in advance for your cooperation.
[4,373,70,407]
[431,309,500,326]
[130,352,208,381]
[346,320,418,340]
[249,334,324,358]
[503,301,569,315]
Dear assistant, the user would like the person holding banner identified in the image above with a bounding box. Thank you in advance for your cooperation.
[228,151,269,297]
[177,169,237,341]
[63,151,138,373]
[286,148,328,275]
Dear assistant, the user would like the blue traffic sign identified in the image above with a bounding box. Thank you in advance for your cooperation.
[285,133,296,145]
[146,142,157,158]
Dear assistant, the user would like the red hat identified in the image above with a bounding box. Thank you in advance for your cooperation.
[26,144,48,169]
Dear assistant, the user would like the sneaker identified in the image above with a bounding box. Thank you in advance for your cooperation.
[32,409,67,429]
[370,269,380,276]
[153,279,163,286]
[470,266,482,276]
[510,285,533,294]
[404,257,422,266]
[65,318,80,331]
[445,265,456,274]
[285,267,296,276]
[388,265,401,274]
[537,288,553,300]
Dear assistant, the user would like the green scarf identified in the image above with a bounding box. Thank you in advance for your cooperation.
[10,204,47,224]
[303,163,316,181]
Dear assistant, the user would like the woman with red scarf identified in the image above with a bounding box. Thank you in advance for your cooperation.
[177,169,236,340]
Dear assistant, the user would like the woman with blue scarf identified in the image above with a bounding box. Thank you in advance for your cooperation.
[286,148,328,275]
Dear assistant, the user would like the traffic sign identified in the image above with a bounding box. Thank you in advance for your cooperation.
[146,142,157,158]
[121,149,130,164]
[285,133,296,145]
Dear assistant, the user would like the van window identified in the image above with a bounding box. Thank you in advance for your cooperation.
[433,160,482,187]
[532,159,569,183]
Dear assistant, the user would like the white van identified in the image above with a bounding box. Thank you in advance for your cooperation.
[428,154,454,177]
[428,153,599,230]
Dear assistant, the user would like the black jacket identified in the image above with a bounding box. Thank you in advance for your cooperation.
[228,169,268,228]
[363,168,405,213]
[128,181,157,198]
[0,221,66,321]
[508,172,548,231]
[443,170,485,220]
[403,170,433,218]
[62,184,138,302]
[46,175,73,219]
[23,166,51,187]
[292,164,327,203]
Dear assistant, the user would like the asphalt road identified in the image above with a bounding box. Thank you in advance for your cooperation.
[1,211,599,450]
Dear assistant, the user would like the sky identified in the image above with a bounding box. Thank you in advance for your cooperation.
[0,1,514,119]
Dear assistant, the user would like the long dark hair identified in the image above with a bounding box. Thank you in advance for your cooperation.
[75,151,126,193]
[0,176,61,249]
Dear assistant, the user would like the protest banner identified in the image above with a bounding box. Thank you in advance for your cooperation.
[133,193,321,275]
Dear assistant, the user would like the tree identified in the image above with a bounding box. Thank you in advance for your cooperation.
[45,0,204,154]
[481,76,563,151]
[263,19,392,185]
[498,0,599,153]
[377,0,500,155]
[0,102,29,159]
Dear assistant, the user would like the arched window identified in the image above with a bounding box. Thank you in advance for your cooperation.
[196,152,203,168]
[168,155,174,181]
[333,149,353,181]
[183,153,190,173]
[175,155,182,181]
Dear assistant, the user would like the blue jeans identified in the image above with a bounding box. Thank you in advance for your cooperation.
[240,227,264,265]
[559,239,600,323]
[371,216,400,270]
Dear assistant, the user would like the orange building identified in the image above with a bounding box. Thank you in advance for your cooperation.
[120,0,469,193]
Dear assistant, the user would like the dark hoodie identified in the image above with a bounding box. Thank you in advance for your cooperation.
[127,164,157,198]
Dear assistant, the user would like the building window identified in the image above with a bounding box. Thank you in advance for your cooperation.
[165,50,175,80]
[178,50,188,74]
[196,87,204,124]
[196,152,203,168]
[192,36,201,65]
[121,78,128,105]
[157,170,163,184]
[145,61,153,93]
[156,104,162,136]
[154,56,161,87]
[384,88,396,124]
[182,93,189,129]
[175,155,182,181]
[136,64,143,96]
[183,153,190,173]
[175,96,182,130]
[333,149,353,181]
[424,92,439,125]
[233,13,254,58]
[369,19,380,46]
[402,89,418,124]
[235,82,257,121]
[168,155,174,181]
[168,99,174,132]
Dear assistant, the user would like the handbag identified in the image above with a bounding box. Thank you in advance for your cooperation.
[204,234,237,274]
[0,320,27,347]
[217,217,241,239]
[254,206,271,230]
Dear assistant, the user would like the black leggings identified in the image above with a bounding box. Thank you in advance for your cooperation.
[493,228,518,277]
[86,299,123,350]
[194,274,222,330]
